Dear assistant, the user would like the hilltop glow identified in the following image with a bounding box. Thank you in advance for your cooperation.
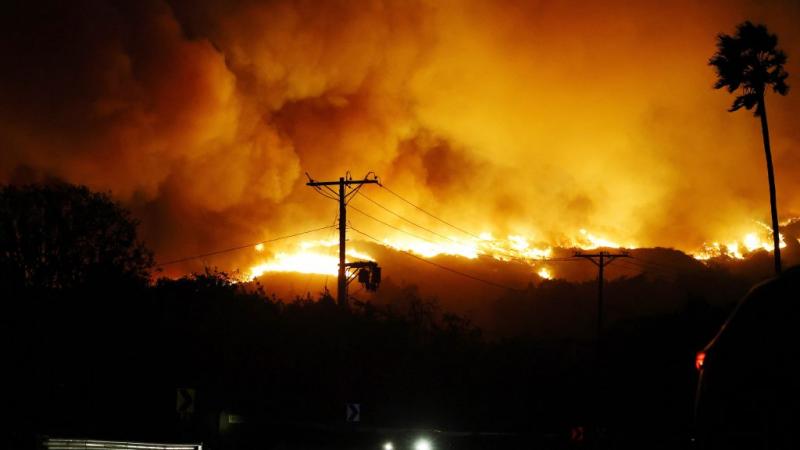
[249,227,636,281]
[575,229,629,249]
[250,252,339,277]
[381,237,480,259]
[693,229,788,260]
[249,219,796,281]
[537,267,553,280]
[249,241,373,278]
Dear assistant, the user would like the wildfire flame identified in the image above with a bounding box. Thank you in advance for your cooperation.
[692,229,788,261]
[248,217,798,282]
[249,240,373,278]
[576,229,626,249]
[248,228,630,281]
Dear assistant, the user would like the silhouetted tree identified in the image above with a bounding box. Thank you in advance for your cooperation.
[0,183,153,289]
[710,21,789,274]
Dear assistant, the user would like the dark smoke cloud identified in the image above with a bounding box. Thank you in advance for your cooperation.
[1,0,799,278]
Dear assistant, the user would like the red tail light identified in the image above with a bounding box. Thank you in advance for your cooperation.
[695,351,706,371]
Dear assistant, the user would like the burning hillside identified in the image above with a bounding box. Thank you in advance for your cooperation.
[1,0,799,285]
[245,213,800,282]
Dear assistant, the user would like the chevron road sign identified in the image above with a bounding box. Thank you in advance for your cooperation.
[176,388,196,416]
[346,403,360,422]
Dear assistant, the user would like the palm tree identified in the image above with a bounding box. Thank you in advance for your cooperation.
[710,21,789,275]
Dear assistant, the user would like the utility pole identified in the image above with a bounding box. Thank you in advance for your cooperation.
[574,251,630,344]
[306,173,380,308]
[575,250,629,448]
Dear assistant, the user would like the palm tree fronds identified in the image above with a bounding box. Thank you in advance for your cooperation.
[709,21,789,117]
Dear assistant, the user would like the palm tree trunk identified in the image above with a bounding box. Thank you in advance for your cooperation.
[757,93,782,275]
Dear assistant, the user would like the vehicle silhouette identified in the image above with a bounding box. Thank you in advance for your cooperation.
[694,266,800,449]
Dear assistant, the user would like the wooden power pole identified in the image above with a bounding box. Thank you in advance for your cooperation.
[575,250,630,447]
[306,173,380,308]
[574,251,630,343]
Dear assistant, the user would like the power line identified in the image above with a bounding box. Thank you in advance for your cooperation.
[367,186,586,264]
[351,202,578,264]
[311,186,339,202]
[378,183,484,240]
[630,255,688,273]
[156,225,337,267]
[357,192,463,243]
[343,171,378,204]
[349,225,523,292]
[613,258,657,276]
[615,254,682,275]
[349,204,444,246]
[355,191,538,261]
[321,213,341,291]
[619,258,679,277]
[307,213,339,295]
[618,264,672,280]
[377,182,647,266]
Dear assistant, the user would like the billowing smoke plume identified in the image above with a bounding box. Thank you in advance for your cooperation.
[2,0,799,276]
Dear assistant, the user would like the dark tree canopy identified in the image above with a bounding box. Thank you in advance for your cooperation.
[0,183,153,289]
[709,21,789,116]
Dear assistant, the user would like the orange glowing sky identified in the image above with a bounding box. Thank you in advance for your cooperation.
[1,0,799,277]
